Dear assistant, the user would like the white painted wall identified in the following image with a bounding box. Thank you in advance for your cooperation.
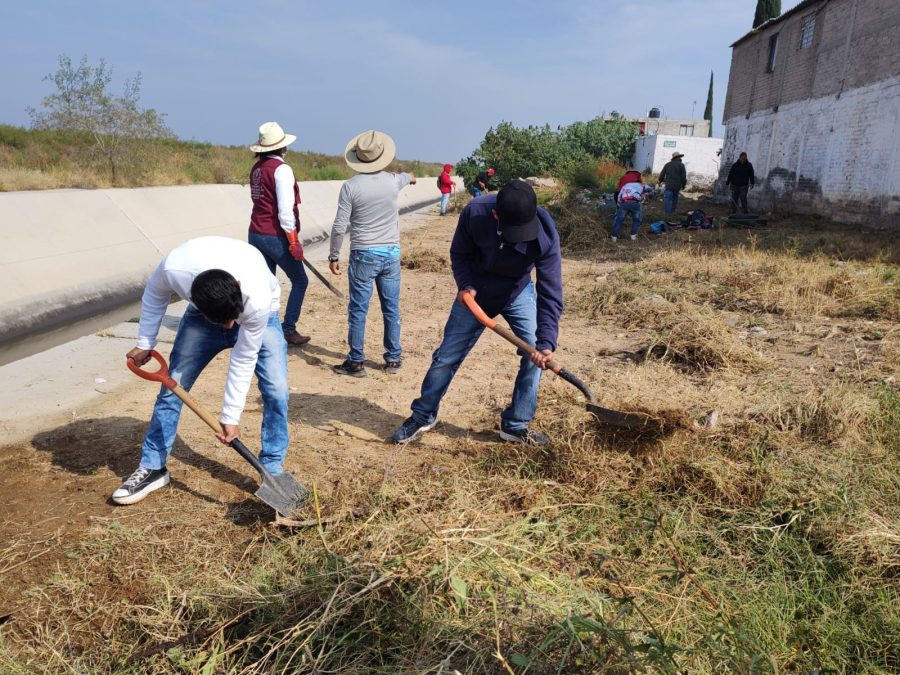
[720,75,900,226]
[0,176,454,346]
[633,135,724,187]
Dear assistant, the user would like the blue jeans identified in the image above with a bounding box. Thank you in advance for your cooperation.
[248,232,309,335]
[663,189,679,216]
[440,193,450,214]
[347,250,402,363]
[410,283,541,432]
[139,306,290,475]
[611,200,642,237]
[470,187,482,198]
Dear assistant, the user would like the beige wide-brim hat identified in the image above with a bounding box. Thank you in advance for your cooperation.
[249,121,296,153]
[671,151,685,159]
[344,130,396,173]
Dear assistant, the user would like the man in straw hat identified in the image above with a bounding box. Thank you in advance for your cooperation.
[328,130,416,378]
[658,151,688,216]
[247,121,311,346]
[392,179,563,446]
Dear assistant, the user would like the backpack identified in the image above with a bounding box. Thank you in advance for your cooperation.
[688,209,706,228]
[437,175,442,189]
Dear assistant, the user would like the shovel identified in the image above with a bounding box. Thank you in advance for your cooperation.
[127,350,308,516]
[303,258,345,300]
[461,292,653,429]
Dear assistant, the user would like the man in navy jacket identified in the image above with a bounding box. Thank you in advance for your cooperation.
[393,180,563,445]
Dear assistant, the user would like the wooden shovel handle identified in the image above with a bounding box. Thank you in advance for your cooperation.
[128,349,222,434]
[460,291,597,404]
[460,292,562,372]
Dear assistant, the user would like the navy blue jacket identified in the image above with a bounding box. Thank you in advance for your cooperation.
[450,194,563,351]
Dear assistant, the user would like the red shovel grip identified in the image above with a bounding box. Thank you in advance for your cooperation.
[127,349,177,389]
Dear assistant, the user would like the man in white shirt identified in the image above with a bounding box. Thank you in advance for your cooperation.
[112,236,290,505]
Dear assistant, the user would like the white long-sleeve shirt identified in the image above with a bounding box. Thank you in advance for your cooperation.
[273,159,299,235]
[136,237,281,425]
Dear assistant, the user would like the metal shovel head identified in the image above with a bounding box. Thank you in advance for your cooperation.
[586,403,656,430]
[256,471,309,517]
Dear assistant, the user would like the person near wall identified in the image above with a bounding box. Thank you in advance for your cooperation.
[610,168,645,242]
[392,180,563,447]
[438,163,456,216]
[328,130,416,378]
[114,237,290,505]
[247,122,311,346]
[470,167,495,197]
[726,152,755,214]
[658,151,688,216]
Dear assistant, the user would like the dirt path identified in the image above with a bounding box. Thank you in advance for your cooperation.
[0,211,619,612]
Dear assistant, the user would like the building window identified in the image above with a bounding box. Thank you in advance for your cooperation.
[679,124,695,136]
[800,14,815,48]
[766,33,779,72]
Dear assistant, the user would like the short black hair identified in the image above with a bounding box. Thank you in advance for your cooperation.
[191,269,244,325]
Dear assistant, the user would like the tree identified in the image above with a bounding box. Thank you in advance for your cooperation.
[703,71,714,137]
[753,0,781,28]
[28,55,173,183]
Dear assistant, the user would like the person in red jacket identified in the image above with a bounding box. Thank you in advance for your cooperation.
[438,163,457,215]
[247,122,310,346]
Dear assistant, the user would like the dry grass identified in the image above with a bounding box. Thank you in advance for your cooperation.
[400,247,450,273]
[2,198,898,673]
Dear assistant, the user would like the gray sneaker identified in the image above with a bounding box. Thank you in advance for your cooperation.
[499,428,550,446]
[111,467,170,505]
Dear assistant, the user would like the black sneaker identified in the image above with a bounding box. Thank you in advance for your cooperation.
[384,360,402,374]
[332,359,366,378]
[499,428,550,446]
[111,467,170,505]
[392,416,437,444]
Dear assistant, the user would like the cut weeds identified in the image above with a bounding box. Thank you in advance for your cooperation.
[0,202,897,673]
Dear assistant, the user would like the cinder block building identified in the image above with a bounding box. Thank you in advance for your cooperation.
[720,0,900,227]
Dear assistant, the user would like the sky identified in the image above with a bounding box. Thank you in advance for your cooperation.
[0,0,804,164]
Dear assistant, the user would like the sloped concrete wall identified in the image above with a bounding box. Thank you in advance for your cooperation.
[0,176,451,348]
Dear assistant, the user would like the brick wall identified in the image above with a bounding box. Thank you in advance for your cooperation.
[721,0,900,227]
[724,0,900,120]
[719,76,900,227]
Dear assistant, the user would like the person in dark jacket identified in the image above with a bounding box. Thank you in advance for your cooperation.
[393,180,563,446]
[470,167,495,197]
[726,152,755,214]
[658,152,687,216]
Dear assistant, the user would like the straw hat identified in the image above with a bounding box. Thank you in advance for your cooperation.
[249,122,296,153]
[344,130,396,173]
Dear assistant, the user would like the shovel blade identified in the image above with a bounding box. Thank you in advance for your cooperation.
[586,404,655,430]
[255,471,309,517]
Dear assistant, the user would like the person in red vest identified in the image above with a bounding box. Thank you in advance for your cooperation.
[610,168,645,242]
[247,122,311,346]
[438,163,457,215]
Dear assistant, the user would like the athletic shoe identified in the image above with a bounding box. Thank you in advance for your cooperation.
[499,428,550,446]
[332,359,366,378]
[384,360,402,374]
[392,416,437,444]
[610,236,617,242]
[284,331,311,346]
[630,234,637,241]
[111,467,170,505]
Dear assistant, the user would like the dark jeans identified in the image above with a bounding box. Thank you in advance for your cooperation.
[730,185,749,214]
[248,232,309,335]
